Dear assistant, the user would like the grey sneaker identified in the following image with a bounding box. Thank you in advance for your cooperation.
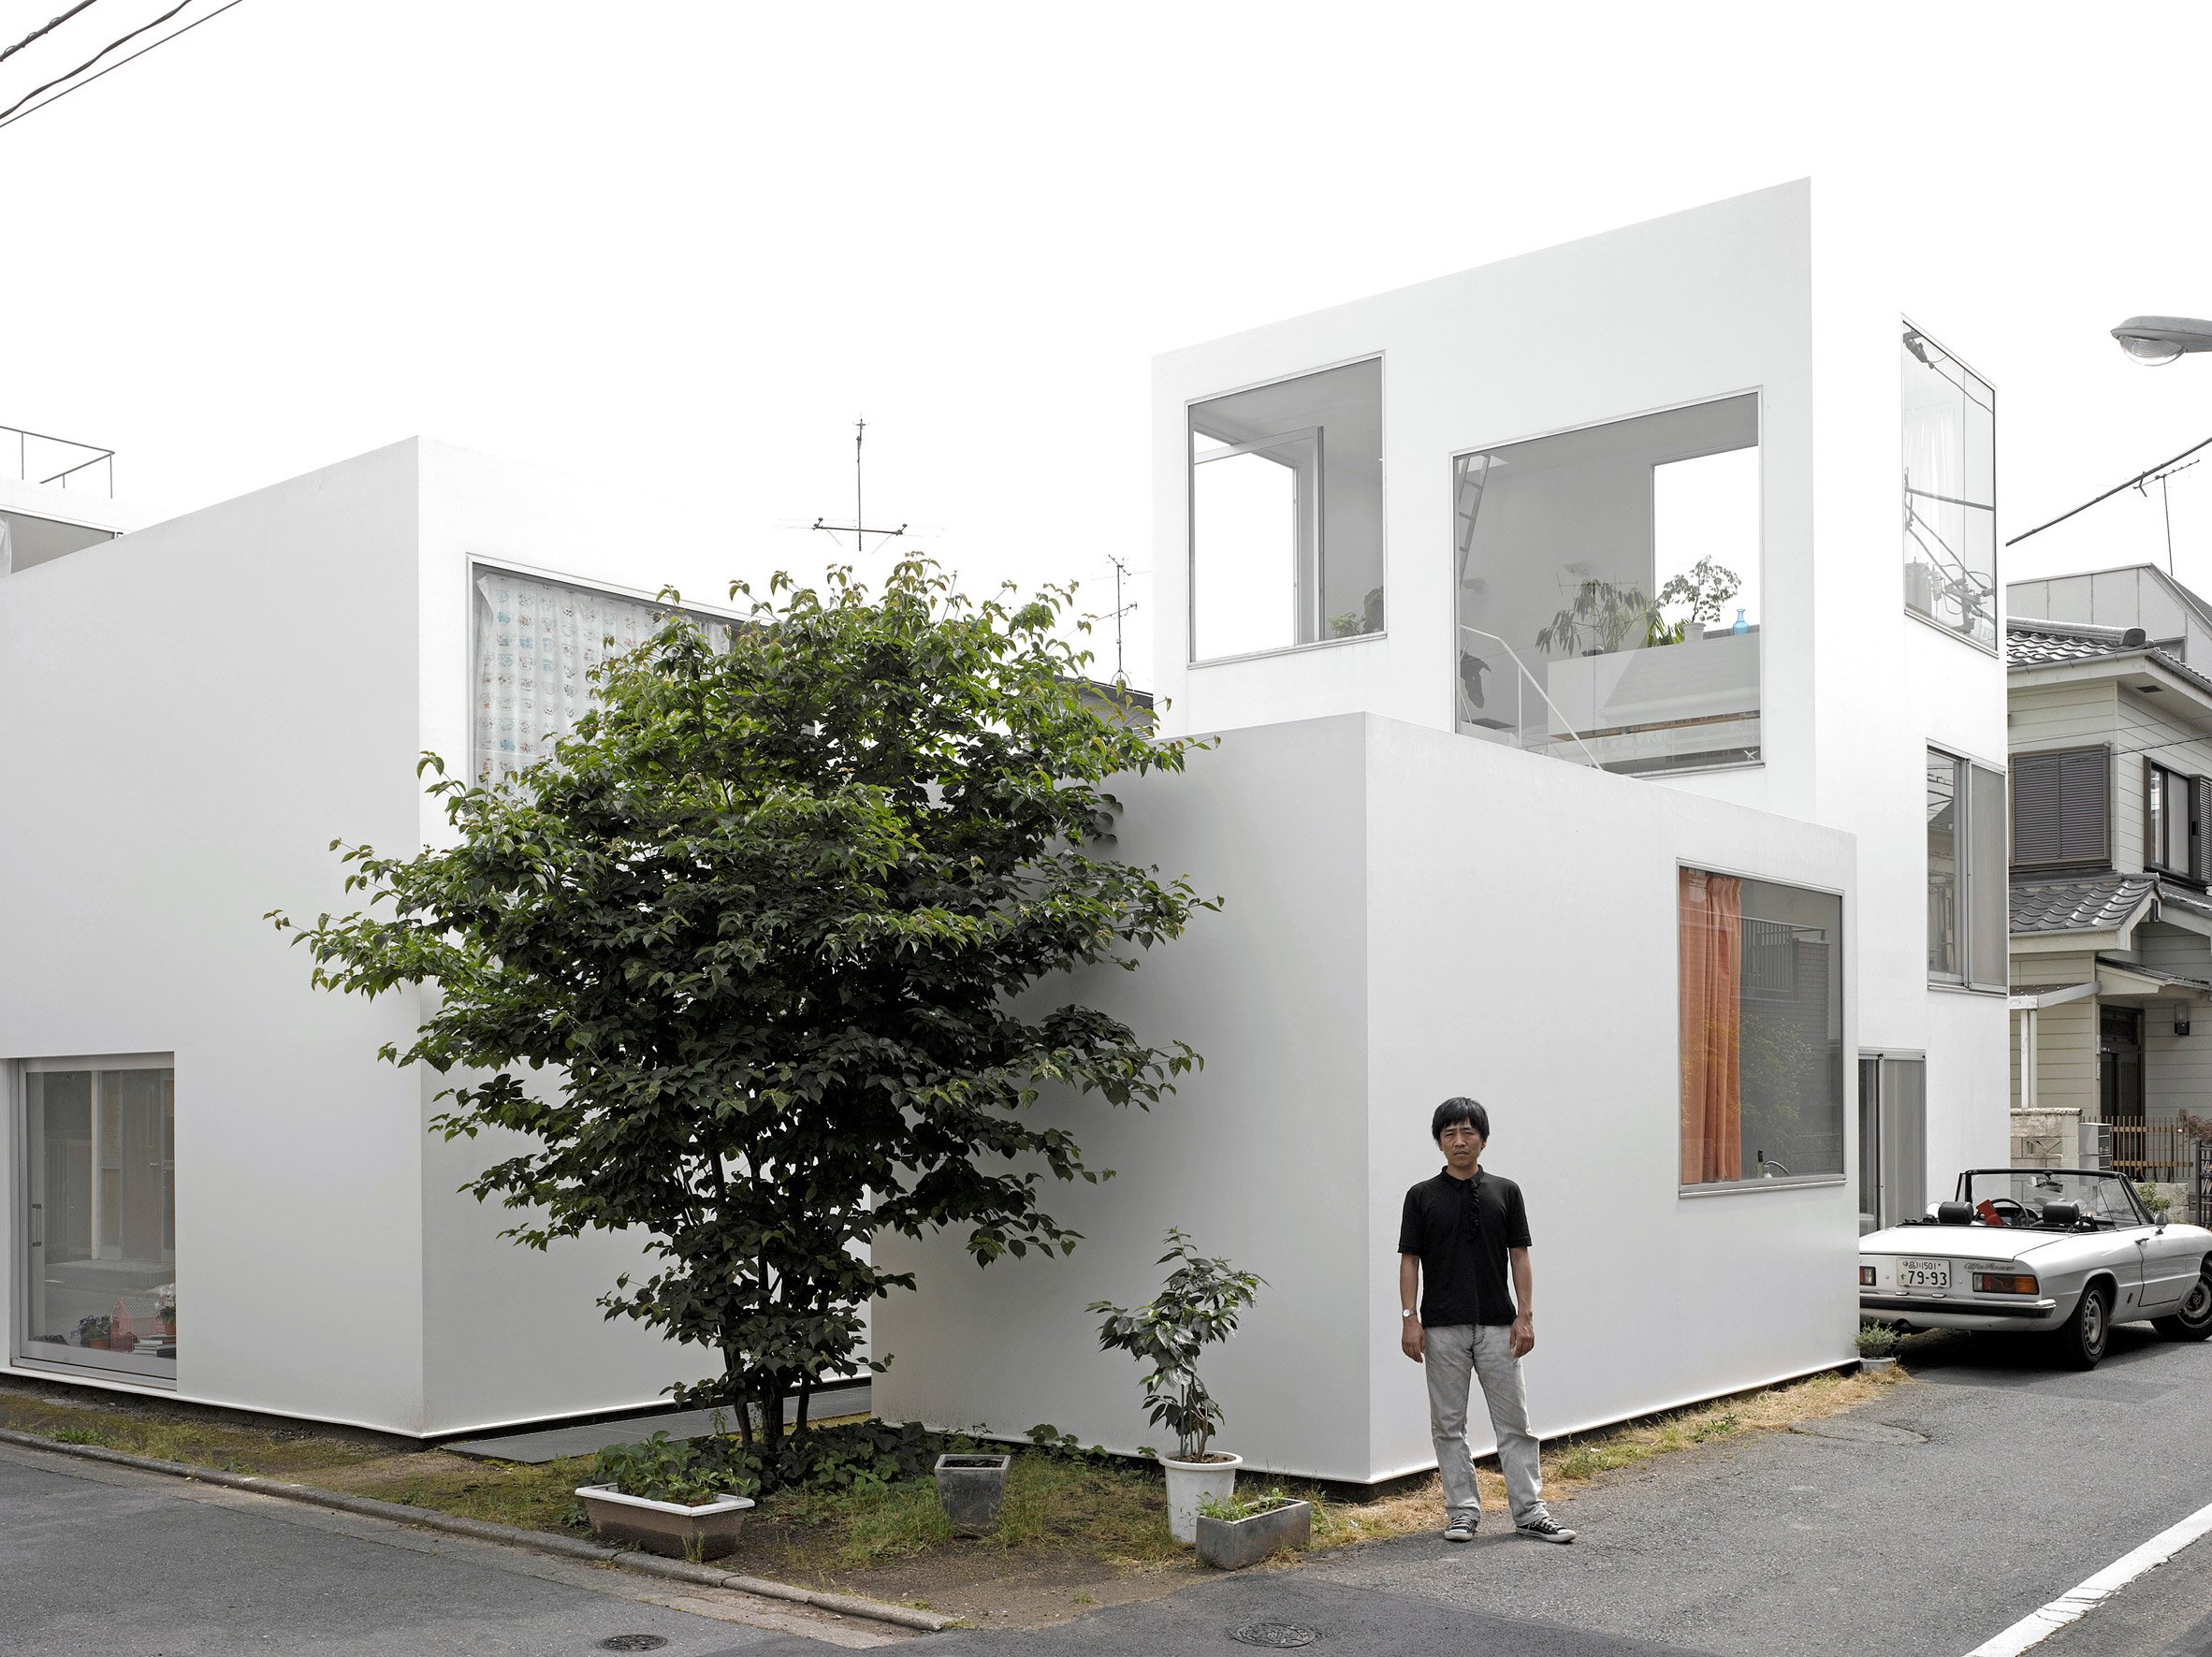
[1516,1514,1576,1544]
[1442,1514,1477,1543]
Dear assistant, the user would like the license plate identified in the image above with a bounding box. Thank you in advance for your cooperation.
[1897,1258,1951,1291]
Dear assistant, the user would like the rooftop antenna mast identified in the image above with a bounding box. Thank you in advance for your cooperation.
[811,417,909,555]
[1102,555,1142,686]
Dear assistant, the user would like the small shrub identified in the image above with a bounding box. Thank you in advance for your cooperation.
[592,1419,970,1503]
[2138,1181,2173,1218]
[1025,1424,1110,1463]
[1855,1322,1900,1358]
[1091,1230,1265,1461]
[1196,1489,1297,1522]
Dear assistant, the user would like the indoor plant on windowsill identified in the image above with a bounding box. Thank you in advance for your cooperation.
[1091,1229,1266,1545]
[575,1432,756,1560]
[153,1285,177,1341]
[75,1315,111,1351]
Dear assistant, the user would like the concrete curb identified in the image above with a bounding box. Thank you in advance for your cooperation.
[0,1427,959,1633]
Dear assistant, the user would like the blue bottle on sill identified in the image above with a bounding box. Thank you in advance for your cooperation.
[1731,608,1749,635]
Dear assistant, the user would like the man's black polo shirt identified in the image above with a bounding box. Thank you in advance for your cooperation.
[1397,1166,1531,1328]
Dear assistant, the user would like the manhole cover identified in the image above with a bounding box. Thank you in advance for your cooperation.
[599,1638,670,1652]
[1232,1623,1318,1649]
[1789,1418,1928,1446]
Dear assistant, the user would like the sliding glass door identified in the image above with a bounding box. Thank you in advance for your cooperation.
[20,1059,176,1381]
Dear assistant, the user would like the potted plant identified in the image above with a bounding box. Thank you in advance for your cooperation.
[1654,557,1741,644]
[1535,579,1658,658]
[1855,1322,1900,1373]
[1091,1229,1266,1545]
[153,1284,177,1340]
[1196,1490,1313,1571]
[934,1451,1011,1536]
[575,1431,755,1560]
[76,1314,111,1351]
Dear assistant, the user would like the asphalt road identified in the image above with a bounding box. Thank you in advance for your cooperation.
[13,1324,2212,1657]
[0,1442,898,1657]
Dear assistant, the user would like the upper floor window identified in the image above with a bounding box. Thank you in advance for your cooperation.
[1455,393,1761,776]
[1928,747,2006,989]
[2146,759,2206,881]
[1188,358,1383,663]
[473,566,732,784]
[2012,746,2110,870]
[1901,323,1996,649]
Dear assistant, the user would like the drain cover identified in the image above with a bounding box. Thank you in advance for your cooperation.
[599,1638,670,1652]
[1232,1622,1318,1649]
[1789,1418,1928,1446]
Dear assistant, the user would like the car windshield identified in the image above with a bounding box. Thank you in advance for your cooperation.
[1958,1170,2145,1228]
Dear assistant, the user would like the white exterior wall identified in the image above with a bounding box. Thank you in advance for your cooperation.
[0,439,734,1434]
[874,715,1855,1480]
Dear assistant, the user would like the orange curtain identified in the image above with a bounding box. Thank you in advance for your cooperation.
[1679,869,1743,1184]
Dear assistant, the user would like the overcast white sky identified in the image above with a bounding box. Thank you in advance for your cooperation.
[7,1,2212,676]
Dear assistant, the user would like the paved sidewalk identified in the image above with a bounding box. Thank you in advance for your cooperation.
[0,1441,900,1656]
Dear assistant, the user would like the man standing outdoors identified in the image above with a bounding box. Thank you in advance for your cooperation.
[1397,1097,1574,1544]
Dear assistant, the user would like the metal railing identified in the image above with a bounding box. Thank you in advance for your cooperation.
[1455,624,1601,768]
[3,424,112,496]
[2107,1121,2191,1183]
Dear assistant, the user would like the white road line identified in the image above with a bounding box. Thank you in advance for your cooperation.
[1965,1497,2212,1657]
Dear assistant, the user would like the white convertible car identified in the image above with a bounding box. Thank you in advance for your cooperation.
[1858,1169,2212,1368]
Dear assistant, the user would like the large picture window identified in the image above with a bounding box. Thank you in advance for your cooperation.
[1902,323,1996,648]
[1455,395,1761,776]
[1188,358,1383,663]
[1680,869,1844,1188]
[1928,748,2007,989]
[18,1057,177,1383]
[473,567,732,784]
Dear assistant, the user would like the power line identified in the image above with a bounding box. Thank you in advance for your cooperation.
[1,0,102,67]
[0,0,244,130]
[2009,432,2212,547]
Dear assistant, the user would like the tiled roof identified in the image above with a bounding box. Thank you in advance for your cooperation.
[2005,620,2139,668]
[2010,873,2159,936]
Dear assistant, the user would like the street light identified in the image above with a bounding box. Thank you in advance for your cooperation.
[2112,315,2212,366]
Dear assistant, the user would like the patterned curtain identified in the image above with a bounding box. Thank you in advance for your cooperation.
[473,570,729,783]
[1679,867,1744,1185]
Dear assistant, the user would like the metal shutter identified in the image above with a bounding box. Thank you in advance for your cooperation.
[2011,748,2108,866]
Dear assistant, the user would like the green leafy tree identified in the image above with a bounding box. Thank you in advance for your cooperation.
[271,558,1213,1483]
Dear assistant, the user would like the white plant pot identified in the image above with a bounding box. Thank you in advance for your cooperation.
[1159,1451,1241,1545]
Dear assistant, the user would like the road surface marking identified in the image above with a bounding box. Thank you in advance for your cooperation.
[1965,1497,2212,1657]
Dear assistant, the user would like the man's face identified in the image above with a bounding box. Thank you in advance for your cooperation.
[1437,1120,1485,1173]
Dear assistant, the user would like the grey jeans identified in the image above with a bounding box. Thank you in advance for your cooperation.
[1423,1321,1549,1524]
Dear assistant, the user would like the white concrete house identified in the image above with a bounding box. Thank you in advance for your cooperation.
[0,438,747,1435]
[876,180,2012,1487]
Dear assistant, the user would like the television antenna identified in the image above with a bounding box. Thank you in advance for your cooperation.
[811,417,908,555]
[1099,555,1144,686]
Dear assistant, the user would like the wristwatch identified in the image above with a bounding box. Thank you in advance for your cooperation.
[1402,1308,1419,1319]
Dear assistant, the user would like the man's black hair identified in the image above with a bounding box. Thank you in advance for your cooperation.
[1432,1097,1490,1142]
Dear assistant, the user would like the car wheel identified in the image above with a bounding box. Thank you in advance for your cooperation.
[2153,1272,2212,1342]
[2055,1282,2111,1370]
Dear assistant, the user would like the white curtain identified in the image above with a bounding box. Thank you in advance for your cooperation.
[473,570,729,783]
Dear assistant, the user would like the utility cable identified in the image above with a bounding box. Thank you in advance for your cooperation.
[0,0,226,125]
[0,0,101,67]
[0,0,242,130]
[2010,433,2212,547]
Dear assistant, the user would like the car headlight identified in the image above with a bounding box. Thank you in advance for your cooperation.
[1972,1271,2038,1295]
[1859,1265,1876,1286]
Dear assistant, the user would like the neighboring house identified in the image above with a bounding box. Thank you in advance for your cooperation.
[2005,566,2212,1190]
[878,181,2012,1489]
[0,437,761,1437]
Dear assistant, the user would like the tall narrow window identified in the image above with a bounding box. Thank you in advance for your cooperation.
[1859,1054,1928,1232]
[473,568,732,784]
[2147,760,2200,879]
[1681,868,1844,1188]
[1928,747,2006,989]
[20,1058,177,1384]
[1902,323,1997,648]
[1189,358,1383,662]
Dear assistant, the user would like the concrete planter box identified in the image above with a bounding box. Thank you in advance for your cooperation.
[934,1453,1011,1535]
[1859,1355,1899,1374]
[575,1483,755,1559]
[1197,1499,1312,1571]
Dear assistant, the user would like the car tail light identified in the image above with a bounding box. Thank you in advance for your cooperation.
[1972,1272,2038,1295]
[1859,1266,1876,1286]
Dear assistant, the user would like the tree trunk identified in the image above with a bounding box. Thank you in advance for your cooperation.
[757,1377,786,1472]
[728,1348,754,1454]
[794,1374,815,1436]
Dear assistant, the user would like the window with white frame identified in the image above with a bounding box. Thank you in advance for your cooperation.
[1857,1054,1928,1233]
[1188,358,1383,662]
[1928,748,2006,988]
[473,567,732,784]
[1901,323,1997,648]
[18,1056,177,1383]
